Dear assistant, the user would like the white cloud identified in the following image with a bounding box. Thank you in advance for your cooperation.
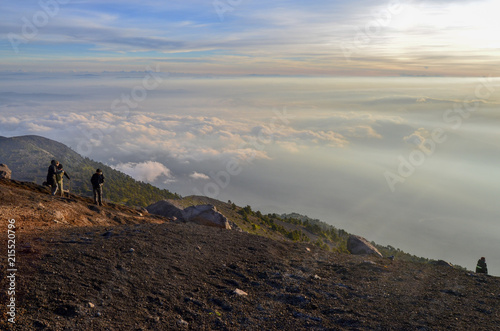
[189,172,210,180]
[24,122,53,132]
[274,126,349,148]
[404,128,430,146]
[342,125,382,139]
[112,161,173,183]
[0,116,20,125]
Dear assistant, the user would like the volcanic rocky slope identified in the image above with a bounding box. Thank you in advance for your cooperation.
[0,179,499,330]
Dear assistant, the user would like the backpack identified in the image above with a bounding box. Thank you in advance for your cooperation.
[91,173,100,187]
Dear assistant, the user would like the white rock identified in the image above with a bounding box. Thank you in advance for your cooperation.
[182,204,232,229]
[177,319,189,327]
[146,201,233,229]
[234,289,248,296]
[0,164,12,179]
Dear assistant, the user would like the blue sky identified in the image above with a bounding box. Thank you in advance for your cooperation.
[2,0,499,75]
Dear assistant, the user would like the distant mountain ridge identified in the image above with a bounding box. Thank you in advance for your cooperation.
[280,211,432,264]
[0,135,179,206]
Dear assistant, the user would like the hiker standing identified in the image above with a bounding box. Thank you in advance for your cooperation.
[46,160,62,196]
[476,257,488,275]
[55,163,71,197]
[91,169,105,206]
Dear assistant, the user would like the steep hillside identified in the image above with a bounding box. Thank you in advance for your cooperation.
[0,135,179,206]
[160,196,433,264]
[0,179,499,330]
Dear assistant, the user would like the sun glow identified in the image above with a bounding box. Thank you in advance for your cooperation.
[374,0,500,58]
[392,1,500,30]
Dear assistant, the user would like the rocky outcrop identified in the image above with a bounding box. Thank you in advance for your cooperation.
[430,260,453,267]
[146,200,184,220]
[182,204,231,229]
[0,164,11,179]
[146,200,233,230]
[347,235,383,258]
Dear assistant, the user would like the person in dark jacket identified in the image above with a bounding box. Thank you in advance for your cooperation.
[476,257,488,275]
[46,160,62,196]
[91,169,105,206]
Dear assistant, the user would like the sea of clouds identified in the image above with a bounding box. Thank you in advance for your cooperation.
[1,72,500,274]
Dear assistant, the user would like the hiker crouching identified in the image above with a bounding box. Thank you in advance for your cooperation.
[476,257,488,275]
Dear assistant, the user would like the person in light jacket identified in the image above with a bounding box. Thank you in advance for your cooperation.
[55,163,70,197]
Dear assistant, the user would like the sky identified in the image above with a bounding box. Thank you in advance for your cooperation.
[1,1,500,275]
[1,0,500,75]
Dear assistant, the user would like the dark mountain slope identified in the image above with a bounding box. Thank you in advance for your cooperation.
[0,179,499,330]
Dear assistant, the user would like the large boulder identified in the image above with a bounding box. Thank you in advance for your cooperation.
[0,164,11,179]
[146,201,233,230]
[146,200,184,220]
[347,235,383,258]
[182,204,231,229]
